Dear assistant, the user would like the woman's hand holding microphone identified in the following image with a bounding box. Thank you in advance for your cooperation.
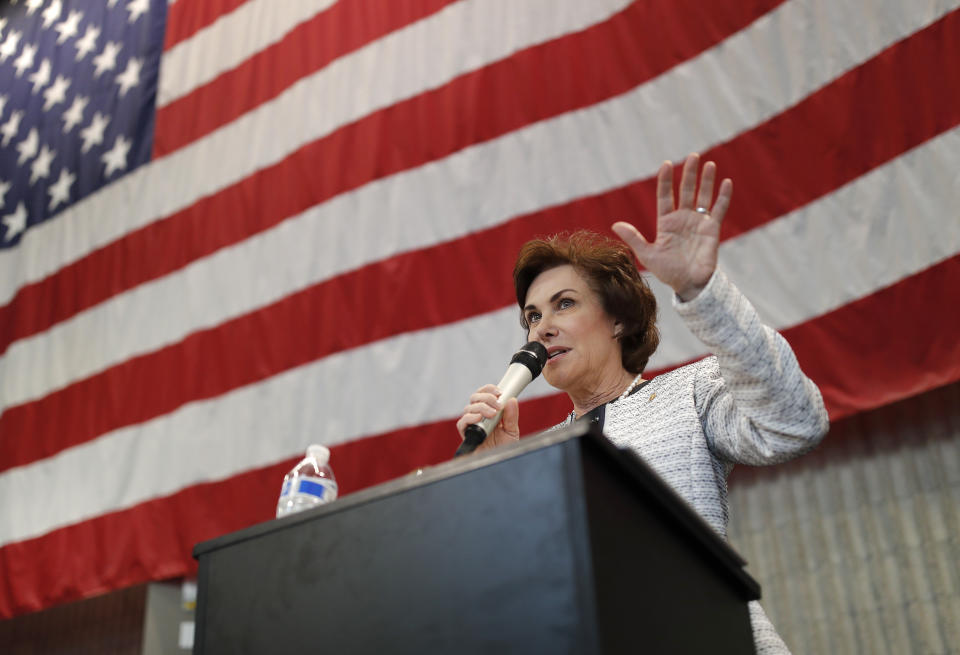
[456,385,521,454]
[455,342,546,456]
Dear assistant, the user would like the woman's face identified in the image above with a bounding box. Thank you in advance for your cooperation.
[523,265,623,395]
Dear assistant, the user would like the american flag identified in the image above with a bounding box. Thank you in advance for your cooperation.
[0,0,161,244]
[0,0,958,618]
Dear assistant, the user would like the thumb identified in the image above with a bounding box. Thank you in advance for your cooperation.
[500,397,520,438]
[612,221,650,260]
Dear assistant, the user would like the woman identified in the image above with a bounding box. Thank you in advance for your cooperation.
[456,153,829,654]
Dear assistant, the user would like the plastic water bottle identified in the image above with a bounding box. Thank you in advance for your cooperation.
[276,444,339,518]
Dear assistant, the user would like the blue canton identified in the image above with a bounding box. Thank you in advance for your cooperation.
[0,0,166,247]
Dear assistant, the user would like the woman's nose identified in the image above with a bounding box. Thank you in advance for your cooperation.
[534,317,557,341]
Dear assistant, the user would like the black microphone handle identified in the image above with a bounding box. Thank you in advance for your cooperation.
[455,424,487,457]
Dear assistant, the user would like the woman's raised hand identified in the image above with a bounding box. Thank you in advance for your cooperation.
[455,384,520,453]
[612,153,732,301]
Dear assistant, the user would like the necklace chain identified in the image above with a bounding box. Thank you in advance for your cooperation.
[617,372,645,402]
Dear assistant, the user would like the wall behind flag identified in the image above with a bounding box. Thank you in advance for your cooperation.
[0,0,958,618]
[728,381,960,654]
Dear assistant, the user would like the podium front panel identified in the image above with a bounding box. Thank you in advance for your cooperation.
[194,443,598,654]
[193,424,758,654]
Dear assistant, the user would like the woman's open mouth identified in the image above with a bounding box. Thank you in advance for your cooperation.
[546,347,570,364]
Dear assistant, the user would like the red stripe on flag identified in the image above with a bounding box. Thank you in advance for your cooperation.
[163,0,251,51]
[1,10,957,472]
[0,458,291,619]
[0,393,571,618]
[0,0,800,360]
[785,254,960,421]
[154,0,460,157]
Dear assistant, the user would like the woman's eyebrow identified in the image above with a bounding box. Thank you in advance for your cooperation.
[524,288,576,312]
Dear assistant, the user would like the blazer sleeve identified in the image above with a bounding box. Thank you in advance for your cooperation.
[672,269,830,465]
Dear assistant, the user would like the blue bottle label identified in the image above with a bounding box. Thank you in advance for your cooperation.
[298,478,326,499]
[280,476,333,501]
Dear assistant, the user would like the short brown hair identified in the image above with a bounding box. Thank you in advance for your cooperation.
[513,231,659,374]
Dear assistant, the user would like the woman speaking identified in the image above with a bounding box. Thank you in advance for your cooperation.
[456,153,829,654]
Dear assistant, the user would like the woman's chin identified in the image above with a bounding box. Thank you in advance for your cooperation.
[543,368,571,392]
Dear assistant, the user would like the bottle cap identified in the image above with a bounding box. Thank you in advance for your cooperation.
[306,444,330,465]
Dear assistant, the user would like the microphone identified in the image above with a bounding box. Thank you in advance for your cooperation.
[455,341,548,457]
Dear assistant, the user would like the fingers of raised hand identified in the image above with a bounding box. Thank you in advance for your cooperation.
[678,153,700,209]
[709,178,733,223]
[696,161,716,211]
[656,160,675,216]
[673,154,731,221]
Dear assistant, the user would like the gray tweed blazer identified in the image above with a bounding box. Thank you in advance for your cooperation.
[552,269,829,654]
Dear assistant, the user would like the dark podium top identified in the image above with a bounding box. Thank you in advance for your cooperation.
[193,421,759,654]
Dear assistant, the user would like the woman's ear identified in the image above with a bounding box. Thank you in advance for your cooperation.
[613,322,623,338]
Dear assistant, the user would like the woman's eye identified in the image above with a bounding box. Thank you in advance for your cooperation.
[527,312,541,324]
[558,298,574,309]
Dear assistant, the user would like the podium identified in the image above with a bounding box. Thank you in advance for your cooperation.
[192,422,760,654]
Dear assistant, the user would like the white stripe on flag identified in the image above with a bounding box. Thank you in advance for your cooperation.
[717,128,960,331]
[158,0,338,106]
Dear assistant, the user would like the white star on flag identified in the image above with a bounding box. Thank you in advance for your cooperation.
[74,25,100,62]
[1,110,23,147]
[0,30,21,64]
[13,42,36,77]
[107,0,120,8]
[2,202,28,242]
[25,0,44,17]
[43,75,70,111]
[47,168,76,211]
[16,127,39,165]
[61,95,88,133]
[30,144,56,184]
[0,178,10,209]
[116,58,142,97]
[79,112,109,153]
[54,10,82,44]
[101,134,131,177]
[29,58,52,93]
[0,94,7,118]
[41,0,63,30]
[0,18,7,36]
[126,0,150,24]
[93,41,121,78]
